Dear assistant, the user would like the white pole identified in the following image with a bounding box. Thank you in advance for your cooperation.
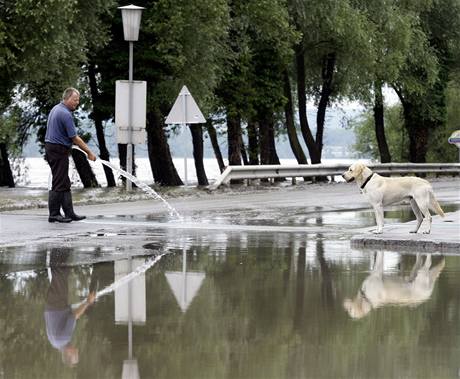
[183,124,188,186]
[126,41,134,191]
[183,92,188,186]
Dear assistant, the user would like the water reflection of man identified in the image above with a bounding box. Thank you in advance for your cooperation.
[44,249,95,366]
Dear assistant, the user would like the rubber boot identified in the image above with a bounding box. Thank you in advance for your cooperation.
[48,191,72,223]
[62,191,86,221]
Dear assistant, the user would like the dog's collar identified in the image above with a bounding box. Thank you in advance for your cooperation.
[359,288,373,308]
[360,173,374,190]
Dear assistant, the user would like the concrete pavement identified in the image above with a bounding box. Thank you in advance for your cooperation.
[0,178,459,252]
[351,210,460,253]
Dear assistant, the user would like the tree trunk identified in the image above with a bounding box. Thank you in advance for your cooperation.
[316,52,336,158]
[259,116,270,165]
[295,44,320,163]
[117,144,137,185]
[190,124,209,186]
[87,62,116,187]
[227,112,242,166]
[247,120,259,165]
[373,82,391,163]
[267,118,280,165]
[283,69,307,164]
[71,149,99,188]
[406,119,429,163]
[227,112,243,184]
[146,110,183,186]
[0,143,14,187]
[398,97,429,163]
[259,111,283,182]
[205,121,225,173]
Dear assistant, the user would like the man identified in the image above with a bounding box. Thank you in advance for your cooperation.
[45,87,96,223]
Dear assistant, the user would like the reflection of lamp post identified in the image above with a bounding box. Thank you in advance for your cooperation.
[118,4,145,191]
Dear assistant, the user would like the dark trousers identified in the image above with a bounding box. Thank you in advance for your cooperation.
[45,143,71,192]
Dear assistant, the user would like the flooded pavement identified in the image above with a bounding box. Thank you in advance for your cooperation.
[1,179,459,378]
[1,233,459,379]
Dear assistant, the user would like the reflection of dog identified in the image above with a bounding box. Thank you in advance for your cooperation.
[342,162,444,234]
[343,252,445,319]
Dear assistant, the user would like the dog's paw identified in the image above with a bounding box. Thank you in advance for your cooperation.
[372,229,383,234]
[422,230,431,234]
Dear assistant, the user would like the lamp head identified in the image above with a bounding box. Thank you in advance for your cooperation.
[118,4,145,41]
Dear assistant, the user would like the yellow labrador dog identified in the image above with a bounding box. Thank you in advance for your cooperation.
[343,252,445,319]
[342,162,444,234]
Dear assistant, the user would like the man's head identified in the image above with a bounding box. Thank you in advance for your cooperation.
[62,345,79,367]
[62,87,80,111]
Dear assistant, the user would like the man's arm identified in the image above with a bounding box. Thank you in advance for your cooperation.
[71,135,97,161]
[73,291,96,320]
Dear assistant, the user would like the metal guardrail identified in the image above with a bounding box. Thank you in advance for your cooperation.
[211,163,460,189]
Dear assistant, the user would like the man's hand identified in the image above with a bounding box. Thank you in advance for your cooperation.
[87,152,97,161]
[87,291,96,304]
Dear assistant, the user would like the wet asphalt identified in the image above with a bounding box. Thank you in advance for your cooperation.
[1,178,459,262]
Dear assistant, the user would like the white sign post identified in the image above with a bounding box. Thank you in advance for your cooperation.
[165,85,206,185]
[115,80,147,191]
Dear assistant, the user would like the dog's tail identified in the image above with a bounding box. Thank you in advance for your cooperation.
[429,192,445,217]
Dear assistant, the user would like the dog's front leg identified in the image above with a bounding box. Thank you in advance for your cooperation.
[372,204,384,234]
[409,198,423,233]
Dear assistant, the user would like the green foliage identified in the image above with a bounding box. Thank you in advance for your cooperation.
[350,105,409,161]
[216,0,297,121]
[139,0,230,114]
[0,0,459,170]
[352,80,460,162]
[427,80,460,162]
[0,0,115,156]
[0,110,17,145]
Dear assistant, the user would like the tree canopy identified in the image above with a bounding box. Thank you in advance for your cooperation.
[1,0,459,187]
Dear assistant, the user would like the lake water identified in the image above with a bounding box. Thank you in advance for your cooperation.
[16,157,357,188]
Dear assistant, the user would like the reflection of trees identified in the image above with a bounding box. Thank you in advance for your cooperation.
[316,234,335,310]
[138,243,460,378]
[1,241,459,378]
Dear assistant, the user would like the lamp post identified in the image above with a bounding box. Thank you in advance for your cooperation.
[118,4,145,191]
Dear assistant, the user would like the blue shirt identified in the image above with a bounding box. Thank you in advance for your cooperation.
[45,102,77,147]
[44,307,76,350]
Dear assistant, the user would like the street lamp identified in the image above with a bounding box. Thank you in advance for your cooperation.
[118,4,145,191]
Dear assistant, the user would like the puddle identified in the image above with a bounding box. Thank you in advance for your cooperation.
[0,235,459,378]
[1,205,459,378]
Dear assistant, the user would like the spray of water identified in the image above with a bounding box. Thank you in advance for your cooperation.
[72,251,171,307]
[71,146,181,219]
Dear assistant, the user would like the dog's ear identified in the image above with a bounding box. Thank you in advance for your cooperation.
[344,297,370,319]
[354,163,365,178]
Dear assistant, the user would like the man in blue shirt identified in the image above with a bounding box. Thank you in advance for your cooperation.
[45,87,97,223]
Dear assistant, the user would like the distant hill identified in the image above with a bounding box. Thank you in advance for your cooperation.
[22,106,363,159]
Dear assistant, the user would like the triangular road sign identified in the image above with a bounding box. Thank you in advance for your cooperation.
[165,85,206,124]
